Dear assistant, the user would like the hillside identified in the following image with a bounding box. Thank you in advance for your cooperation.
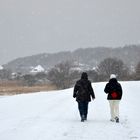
[0,81,140,140]
[3,45,140,74]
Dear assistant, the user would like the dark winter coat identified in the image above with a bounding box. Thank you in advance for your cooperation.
[104,78,122,100]
[73,73,95,102]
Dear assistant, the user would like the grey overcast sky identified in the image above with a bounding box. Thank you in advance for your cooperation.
[0,0,140,64]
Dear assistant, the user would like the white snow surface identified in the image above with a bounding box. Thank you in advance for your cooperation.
[0,81,140,140]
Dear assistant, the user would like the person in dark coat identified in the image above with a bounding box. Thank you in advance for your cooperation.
[73,72,95,122]
[104,74,123,123]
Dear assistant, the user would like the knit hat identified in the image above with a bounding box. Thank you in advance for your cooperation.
[110,74,116,79]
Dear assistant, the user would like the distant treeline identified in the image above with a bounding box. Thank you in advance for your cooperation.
[0,57,140,89]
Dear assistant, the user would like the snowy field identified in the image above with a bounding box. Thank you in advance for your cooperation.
[0,81,140,140]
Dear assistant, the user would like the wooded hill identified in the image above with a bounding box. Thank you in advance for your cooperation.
[3,45,140,74]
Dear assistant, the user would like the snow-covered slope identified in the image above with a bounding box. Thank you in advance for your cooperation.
[0,81,140,140]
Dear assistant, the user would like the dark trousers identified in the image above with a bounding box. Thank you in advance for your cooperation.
[78,101,89,118]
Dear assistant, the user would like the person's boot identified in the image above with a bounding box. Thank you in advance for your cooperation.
[81,115,85,122]
[84,115,87,120]
[115,117,119,123]
[110,118,115,122]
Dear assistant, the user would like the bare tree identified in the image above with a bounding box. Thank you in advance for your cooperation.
[87,70,99,82]
[22,74,36,86]
[0,69,12,80]
[135,61,140,80]
[97,58,129,80]
[47,61,74,89]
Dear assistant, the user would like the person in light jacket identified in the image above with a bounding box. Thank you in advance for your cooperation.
[104,74,123,123]
[73,72,95,122]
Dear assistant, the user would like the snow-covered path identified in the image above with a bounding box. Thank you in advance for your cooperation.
[0,81,140,140]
